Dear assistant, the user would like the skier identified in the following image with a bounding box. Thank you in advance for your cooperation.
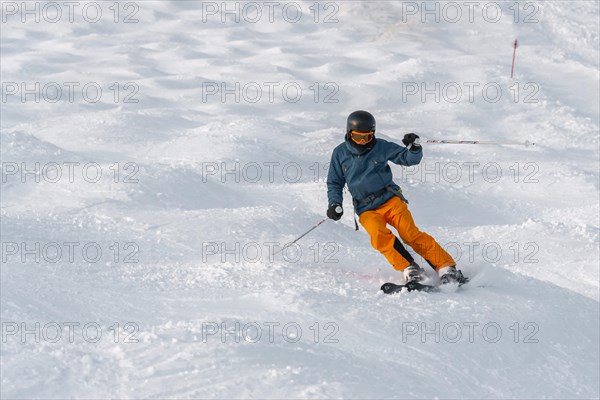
[326,110,467,285]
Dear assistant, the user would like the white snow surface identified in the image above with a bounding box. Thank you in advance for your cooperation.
[1,1,599,398]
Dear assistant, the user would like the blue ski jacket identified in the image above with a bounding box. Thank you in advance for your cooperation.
[327,137,423,215]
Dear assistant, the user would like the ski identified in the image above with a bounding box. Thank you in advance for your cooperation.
[380,281,438,294]
[381,276,470,295]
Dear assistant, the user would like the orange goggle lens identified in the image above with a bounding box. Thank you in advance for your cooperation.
[350,130,374,144]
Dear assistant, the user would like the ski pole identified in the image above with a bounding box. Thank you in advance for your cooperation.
[272,210,338,256]
[419,138,535,147]
[273,218,327,256]
[511,38,518,78]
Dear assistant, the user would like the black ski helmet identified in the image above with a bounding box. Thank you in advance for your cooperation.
[346,110,376,134]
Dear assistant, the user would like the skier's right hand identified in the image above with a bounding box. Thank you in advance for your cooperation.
[327,203,343,221]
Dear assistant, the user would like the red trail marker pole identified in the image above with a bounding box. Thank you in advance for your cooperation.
[511,38,518,78]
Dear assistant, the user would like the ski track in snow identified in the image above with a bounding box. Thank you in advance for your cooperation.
[1,1,599,398]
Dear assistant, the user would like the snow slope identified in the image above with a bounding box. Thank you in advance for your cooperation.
[1,1,599,398]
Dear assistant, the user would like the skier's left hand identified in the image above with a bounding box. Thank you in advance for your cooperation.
[402,133,421,151]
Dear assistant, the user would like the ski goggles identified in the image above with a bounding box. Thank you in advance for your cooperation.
[350,130,374,145]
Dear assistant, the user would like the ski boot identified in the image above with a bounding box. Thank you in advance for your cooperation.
[438,266,469,285]
[403,261,425,283]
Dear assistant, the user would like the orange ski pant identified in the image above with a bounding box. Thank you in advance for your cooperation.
[358,196,455,271]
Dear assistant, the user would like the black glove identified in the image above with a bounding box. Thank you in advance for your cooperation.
[327,203,343,221]
[402,133,421,151]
